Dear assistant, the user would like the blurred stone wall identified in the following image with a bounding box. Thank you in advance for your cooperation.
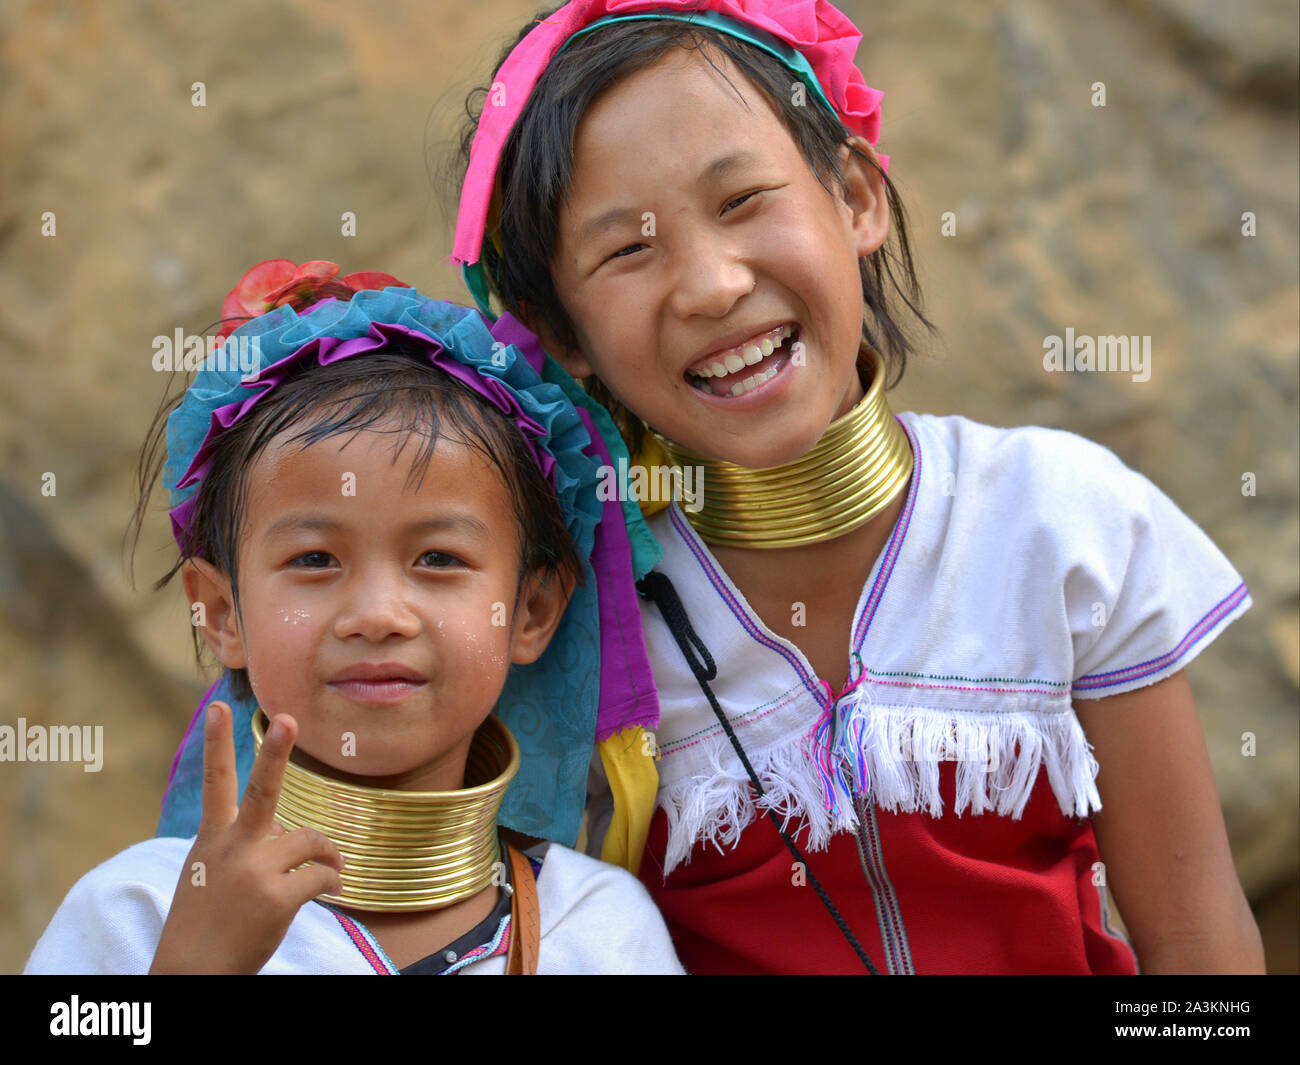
[1,0,1296,972]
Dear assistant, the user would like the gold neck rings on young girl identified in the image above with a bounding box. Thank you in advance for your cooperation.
[250,711,519,913]
[652,346,913,549]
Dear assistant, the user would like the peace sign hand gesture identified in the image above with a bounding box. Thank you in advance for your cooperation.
[150,701,346,974]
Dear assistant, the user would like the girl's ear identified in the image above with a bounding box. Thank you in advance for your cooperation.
[181,558,248,670]
[518,307,596,380]
[508,566,577,666]
[838,136,891,258]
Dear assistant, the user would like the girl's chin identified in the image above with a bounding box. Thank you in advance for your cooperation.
[673,354,846,462]
[669,411,829,469]
[295,754,463,791]
[289,743,415,779]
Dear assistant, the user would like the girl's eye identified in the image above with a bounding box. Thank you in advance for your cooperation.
[604,243,645,263]
[419,551,462,569]
[724,191,759,213]
[290,551,335,568]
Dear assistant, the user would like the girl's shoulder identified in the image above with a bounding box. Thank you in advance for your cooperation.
[897,410,1251,698]
[23,836,193,974]
[43,835,192,915]
[530,839,654,915]
[900,411,1145,509]
[899,409,1222,586]
[524,842,685,974]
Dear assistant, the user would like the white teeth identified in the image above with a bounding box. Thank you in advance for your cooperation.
[686,324,799,383]
[723,363,781,396]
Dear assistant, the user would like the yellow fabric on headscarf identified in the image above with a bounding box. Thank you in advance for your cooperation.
[597,729,659,874]
[594,427,669,873]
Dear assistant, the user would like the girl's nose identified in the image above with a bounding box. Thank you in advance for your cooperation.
[667,226,756,320]
[332,571,422,643]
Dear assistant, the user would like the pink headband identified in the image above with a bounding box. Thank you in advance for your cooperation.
[452,0,889,270]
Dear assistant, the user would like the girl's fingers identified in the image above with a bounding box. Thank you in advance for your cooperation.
[198,701,237,833]
[275,826,346,874]
[235,713,297,839]
[283,862,346,906]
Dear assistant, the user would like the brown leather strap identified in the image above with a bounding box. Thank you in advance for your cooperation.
[504,843,539,975]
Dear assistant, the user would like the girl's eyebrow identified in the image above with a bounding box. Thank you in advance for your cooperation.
[263,514,492,540]
[409,515,492,539]
[264,515,337,539]
[577,150,765,240]
[697,150,762,187]
[578,205,643,242]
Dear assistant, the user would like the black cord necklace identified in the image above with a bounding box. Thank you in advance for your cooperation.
[636,570,881,975]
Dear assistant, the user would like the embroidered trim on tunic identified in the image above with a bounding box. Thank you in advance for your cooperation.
[441,914,512,974]
[1073,582,1249,692]
[328,908,398,975]
[327,854,544,974]
[864,667,1071,690]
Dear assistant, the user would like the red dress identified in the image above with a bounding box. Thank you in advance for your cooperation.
[638,763,1137,974]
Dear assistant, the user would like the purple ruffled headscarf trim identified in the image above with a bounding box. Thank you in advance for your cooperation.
[169,320,558,546]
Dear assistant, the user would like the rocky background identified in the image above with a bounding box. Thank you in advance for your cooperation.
[1,0,1296,972]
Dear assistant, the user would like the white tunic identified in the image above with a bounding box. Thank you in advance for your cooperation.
[631,412,1252,875]
[24,836,685,975]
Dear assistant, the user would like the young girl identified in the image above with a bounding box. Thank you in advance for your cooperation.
[24,261,683,974]
[449,0,1266,974]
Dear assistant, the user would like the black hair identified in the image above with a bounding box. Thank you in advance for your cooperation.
[455,6,936,455]
[127,295,583,704]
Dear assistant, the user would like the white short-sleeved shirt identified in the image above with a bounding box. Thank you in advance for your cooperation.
[24,836,685,975]
[632,412,1251,876]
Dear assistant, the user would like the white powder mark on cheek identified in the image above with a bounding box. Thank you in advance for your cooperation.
[458,629,501,668]
[279,609,311,626]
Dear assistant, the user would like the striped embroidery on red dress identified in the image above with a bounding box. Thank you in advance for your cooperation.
[851,791,914,974]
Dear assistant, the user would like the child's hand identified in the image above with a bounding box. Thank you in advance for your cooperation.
[150,700,345,974]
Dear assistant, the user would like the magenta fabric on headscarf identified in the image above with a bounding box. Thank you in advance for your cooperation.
[570,403,660,742]
[490,311,658,739]
[453,0,889,268]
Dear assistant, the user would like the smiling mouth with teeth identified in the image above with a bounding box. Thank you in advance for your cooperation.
[686,324,799,397]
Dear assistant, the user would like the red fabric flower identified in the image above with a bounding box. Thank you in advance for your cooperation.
[217,259,408,339]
